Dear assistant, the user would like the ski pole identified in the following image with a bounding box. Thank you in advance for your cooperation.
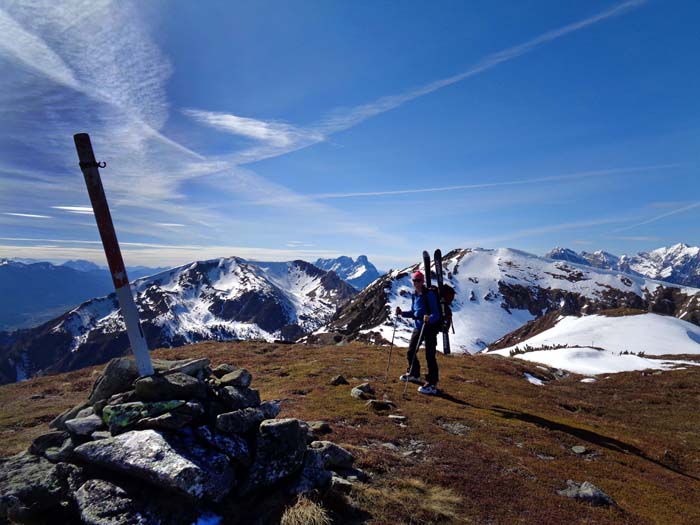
[384,316,398,383]
[403,320,426,397]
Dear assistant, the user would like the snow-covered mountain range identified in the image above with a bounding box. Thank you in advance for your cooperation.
[313,255,382,290]
[0,257,356,384]
[314,248,700,354]
[546,244,700,287]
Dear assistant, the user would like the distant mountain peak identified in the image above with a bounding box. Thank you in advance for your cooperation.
[547,244,700,287]
[313,255,382,290]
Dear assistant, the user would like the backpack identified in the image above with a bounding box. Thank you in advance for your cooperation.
[423,285,456,333]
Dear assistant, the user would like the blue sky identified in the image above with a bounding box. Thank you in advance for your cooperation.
[0,0,698,270]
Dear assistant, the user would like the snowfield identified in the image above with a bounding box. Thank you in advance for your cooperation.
[490,313,700,375]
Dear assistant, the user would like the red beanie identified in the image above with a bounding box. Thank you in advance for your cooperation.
[412,271,424,281]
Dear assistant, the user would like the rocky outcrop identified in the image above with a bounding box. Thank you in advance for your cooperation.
[0,356,362,524]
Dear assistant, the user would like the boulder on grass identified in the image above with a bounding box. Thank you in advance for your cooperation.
[309,441,355,470]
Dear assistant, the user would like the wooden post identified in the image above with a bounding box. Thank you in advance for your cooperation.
[74,133,154,377]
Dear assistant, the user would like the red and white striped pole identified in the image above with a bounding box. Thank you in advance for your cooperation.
[74,133,154,377]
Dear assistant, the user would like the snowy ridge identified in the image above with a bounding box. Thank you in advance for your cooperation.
[548,243,700,288]
[0,256,356,383]
[313,255,382,290]
[53,257,353,349]
[489,313,700,375]
[320,248,700,354]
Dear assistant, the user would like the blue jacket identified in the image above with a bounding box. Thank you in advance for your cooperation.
[401,288,440,329]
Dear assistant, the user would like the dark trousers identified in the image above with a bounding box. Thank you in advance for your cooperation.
[406,324,439,385]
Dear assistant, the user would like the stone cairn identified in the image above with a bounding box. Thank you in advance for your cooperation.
[0,357,363,524]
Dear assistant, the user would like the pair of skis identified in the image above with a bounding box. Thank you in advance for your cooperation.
[422,249,451,355]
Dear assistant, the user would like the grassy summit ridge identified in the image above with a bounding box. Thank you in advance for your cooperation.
[1,341,699,524]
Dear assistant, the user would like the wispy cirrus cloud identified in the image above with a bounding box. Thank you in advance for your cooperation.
[3,212,52,219]
[183,109,323,148]
[51,206,93,215]
[189,0,647,167]
[612,201,700,233]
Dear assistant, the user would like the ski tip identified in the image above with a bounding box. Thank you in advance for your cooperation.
[434,249,442,260]
[422,250,430,258]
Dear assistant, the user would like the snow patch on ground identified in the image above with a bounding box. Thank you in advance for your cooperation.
[524,373,544,386]
[491,313,700,375]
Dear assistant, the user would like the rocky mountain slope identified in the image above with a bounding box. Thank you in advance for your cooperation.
[314,255,382,290]
[314,248,700,353]
[0,259,166,331]
[546,244,700,287]
[0,258,355,384]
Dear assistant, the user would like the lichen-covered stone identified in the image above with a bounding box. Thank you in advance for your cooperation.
[134,372,208,402]
[102,400,185,434]
[164,358,210,378]
[219,369,252,388]
[73,429,235,502]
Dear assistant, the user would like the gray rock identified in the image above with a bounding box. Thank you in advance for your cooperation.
[164,358,210,378]
[381,442,399,451]
[354,383,374,394]
[366,400,394,411]
[310,441,355,470]
[65,414,105,436]
[49,401,90,431]
[290,449,332,495]
[29,432,70,457]
[218,385,261,410]
[216,401,278,435]
[219,369,252,388]
[557,480,616,506]
[247,419,307,490]
[134,372,208,402]
[87,357,200,405]
[307,421,332,435]
[334,466,368,482]
[195,426,251,466]
[87,357,141,405]
[212,364,236,378]
[330,375,349,386]
[351,387,374,400]
[75,479,150,525]
[330,474,353,494]
[0,452,83,523]
[137,411,193,431]
[571,446,587,455]
[76,406,95,419]
[91,431,112,441]
[73,429,235,502]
